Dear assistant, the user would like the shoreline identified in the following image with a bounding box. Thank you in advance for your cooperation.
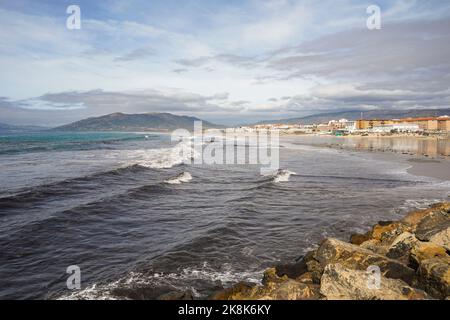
[406,159,450,181]
[209,202,450,300]
[280,134,450,181]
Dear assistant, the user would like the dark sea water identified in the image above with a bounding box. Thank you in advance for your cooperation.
[0,131,449,299]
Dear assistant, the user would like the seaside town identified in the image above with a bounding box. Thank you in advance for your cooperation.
[234,115,450,136]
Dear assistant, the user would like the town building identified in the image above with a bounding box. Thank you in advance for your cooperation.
[356,116,450,133]
[355,119,395,130]
[371,123,421,133]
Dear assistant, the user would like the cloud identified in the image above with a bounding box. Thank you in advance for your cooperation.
[279,83,450,113]
[114,47,156,62]
[173,68,188,74]
[174,54,260,69]
[267,18,450,86]
[1,1,450,126]
[0,89,247,126]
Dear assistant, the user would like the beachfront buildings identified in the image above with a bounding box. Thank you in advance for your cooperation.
[327,119,356,132]
[355,116,450,133]
[247,115,450,135]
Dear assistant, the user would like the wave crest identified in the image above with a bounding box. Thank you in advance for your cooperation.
[164,172,193,184]
[122,140,198,169]
[272,169,297,183]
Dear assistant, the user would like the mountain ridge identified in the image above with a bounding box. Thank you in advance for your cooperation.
[51,112,223,132]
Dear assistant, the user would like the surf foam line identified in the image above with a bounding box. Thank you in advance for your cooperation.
[121,139,200,169]
[261,169,297,183]
[58,264,263,300]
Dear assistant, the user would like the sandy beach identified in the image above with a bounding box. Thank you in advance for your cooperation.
[406,158,450,181]
[280,134,450,181]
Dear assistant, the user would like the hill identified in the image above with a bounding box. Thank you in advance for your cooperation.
[52,112,222,132]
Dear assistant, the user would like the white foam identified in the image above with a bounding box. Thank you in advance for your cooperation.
[272,169,297,183]
[164,172,193,184]
[119,140,199,169]
[58,263,263,300]
[393,198,443,215]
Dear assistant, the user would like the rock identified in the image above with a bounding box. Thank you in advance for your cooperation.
[386,232,419,263]
[403,204,443,226]
[274,261,307,279]
[274,251,315,279]
[415,210,450,242]
[370,221,409,244]
[350,233,371,245]
[320,264,430,300]
[417,257,450,299]
[263,268,287,284]
[306,258,324,284]
[296,272,314,284]
[252,279,321,300]
[315,238,416,285]
[258,268,321,299]
[360,239,389,255]
[157,290,194,300]
[110,286,175,300]
[410,241,448,270]
[402,203,450,228]
[211,272,321,300]
[209,282,255,300]
[211,203,450,300]
[429,227,450,251]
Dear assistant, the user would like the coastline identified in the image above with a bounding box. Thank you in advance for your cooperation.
[209,203,450,300]
[406,159,450,181]
[280,134,450,181]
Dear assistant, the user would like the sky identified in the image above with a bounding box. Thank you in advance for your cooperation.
[0,0,450,126]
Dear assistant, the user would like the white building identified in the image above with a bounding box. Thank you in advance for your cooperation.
[345,121,356,132]
[371,123,421,133]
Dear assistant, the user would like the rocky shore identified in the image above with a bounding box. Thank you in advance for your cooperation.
[209,203,450,300]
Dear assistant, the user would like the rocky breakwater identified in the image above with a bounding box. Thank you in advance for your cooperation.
[210,203,450,300]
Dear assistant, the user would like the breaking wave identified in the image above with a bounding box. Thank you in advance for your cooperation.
[164,172,193,184]
[121,140,198,169]
[272,169,297,183]
[59,263,263,300]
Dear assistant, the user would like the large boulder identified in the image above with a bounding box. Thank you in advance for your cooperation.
[320,264,430,300]
[306,258,324,284]
[417,257,450,299]
[429,227,450,251]
[254,270,321,300]
[274,251,315,279]
[360,239,389,255]
[370,221,409,244]
[409,241,448,270]
[402,203,450,229]
[315,238,416,285]
[350,233,371,245]
[415,210,450,242]
[252,280,321,300]
[211,269,321,300]
[209,282,256,300]
[386,232,419,263]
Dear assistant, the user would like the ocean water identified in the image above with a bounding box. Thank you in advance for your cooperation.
[0,131,449,299]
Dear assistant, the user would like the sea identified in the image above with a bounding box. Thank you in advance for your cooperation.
[0,131,449,299]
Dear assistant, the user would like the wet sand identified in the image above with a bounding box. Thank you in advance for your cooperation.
[406,158,450,180]
[283,135,450,181]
